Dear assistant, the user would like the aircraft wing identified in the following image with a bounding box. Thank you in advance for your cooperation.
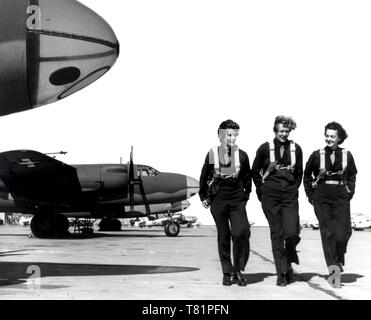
[0,150,82,209]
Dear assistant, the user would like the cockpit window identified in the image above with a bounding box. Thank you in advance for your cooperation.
[137,165,159,176]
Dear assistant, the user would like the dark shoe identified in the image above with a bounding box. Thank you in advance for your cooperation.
[338,253,345,266]
[222,273,234,286]
[287,249,300,265]
[276,274,287,286]
[233,272,248,287]
[285,265,294,284]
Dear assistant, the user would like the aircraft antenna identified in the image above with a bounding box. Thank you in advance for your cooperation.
[45,151,67,158]
[45,151,67,155]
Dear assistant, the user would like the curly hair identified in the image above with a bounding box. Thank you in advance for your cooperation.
[218,119,240,135]
[324,121,348,144]
[273,115,297,132]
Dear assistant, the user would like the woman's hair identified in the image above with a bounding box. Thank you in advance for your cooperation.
[324,121,348,144]
[218,119,240,135]
[273,115,297,132]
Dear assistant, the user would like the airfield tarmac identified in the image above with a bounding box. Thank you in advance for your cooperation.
[0,225,370,300]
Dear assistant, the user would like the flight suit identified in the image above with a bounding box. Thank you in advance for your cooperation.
[199,145,252,274]
[252,139,303,275]
[304,147,357,270]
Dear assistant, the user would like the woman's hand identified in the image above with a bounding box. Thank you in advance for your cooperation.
[202,199,210,209]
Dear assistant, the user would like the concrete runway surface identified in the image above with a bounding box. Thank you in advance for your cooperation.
[0,225,370,300]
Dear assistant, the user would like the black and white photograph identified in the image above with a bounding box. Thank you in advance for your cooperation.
[0,0,370,307]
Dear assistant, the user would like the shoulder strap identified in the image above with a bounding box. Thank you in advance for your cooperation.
[210,147,220,172]
[342,149,348,171]
[269,141,275,163]
[233,147,240,173]
[290,140,296,167]
[319,149,325,170]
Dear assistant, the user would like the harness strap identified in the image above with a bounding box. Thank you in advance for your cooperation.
[211,147,220,172]
[210,146,240,178]
[342,149,348,172]
[319,149,326,171]
[319,148,348,173]
[269,141,275,163]
[268,140,296,169]
[290,141,296,167]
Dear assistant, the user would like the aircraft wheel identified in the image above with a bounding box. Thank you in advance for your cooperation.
[30,214,55,238]
[164,222,180,237]
[54,214,70,236]
[112,219,122,231]
[99,218,121,231]
[99,218,110,231]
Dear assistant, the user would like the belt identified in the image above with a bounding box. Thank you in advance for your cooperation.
[217,176,238,183]
[324,180,344,185]
[274,165,294,171]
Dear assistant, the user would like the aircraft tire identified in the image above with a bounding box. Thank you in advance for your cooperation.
[30,214,55,238]
[54,214,70,236]
[112,219,122,231]
[164,222,180,237]
[99,218,110,231]
[99,218,121,231]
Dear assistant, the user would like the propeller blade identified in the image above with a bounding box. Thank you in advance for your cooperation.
[129,146,134,212]
[129,146,134,181]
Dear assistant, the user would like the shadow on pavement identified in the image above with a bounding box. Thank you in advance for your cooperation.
[0,232,208,240]
[0,250,35,257]
[243,272,275,285]
[294,272,364,283]
[0,261,199,287]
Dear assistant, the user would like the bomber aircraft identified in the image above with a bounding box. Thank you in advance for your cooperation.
[0,148,199,238]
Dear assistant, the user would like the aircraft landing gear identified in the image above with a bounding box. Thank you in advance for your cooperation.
[30,213,70,238]
[164,221,180,237]
[99,218,122,231]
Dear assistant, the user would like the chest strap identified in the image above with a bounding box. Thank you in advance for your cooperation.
[268,140,296,170]
[210,146,240,178]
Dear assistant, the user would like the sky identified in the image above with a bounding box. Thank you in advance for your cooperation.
[0,0,370,226]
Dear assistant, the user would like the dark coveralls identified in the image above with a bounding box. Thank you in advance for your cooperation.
[304,147,357,269]
[252,139,303,275]
[199,146,252,274]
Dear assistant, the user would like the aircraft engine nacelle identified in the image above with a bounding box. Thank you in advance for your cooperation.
[100,165,129,198]
[0,0,119,116]
[75,164,129,200]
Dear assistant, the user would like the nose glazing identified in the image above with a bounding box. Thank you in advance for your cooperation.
[186,176,199,199]
[0,0,119,116]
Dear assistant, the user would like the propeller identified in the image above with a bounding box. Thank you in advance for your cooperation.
[129,146,135,213]
[127,146,151,216]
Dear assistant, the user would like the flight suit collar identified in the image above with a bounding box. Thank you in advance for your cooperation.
[274,138,290,148]
[324,146,341,153]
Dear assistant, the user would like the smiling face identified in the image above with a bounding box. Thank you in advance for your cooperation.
[275,123,291,143]
[218,129,239,148]
[325,129,340,150]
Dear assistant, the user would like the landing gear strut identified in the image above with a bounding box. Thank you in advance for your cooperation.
[30,213,70,238]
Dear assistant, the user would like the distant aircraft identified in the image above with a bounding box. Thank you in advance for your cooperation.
[0,149,199,238]
[0,0,119,116]
[19,215,33,226]
[129,211,200,234]
[351,213,371,231]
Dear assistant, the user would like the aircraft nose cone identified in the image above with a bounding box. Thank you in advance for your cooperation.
[0,0,119,117]
[186,176,199,199]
